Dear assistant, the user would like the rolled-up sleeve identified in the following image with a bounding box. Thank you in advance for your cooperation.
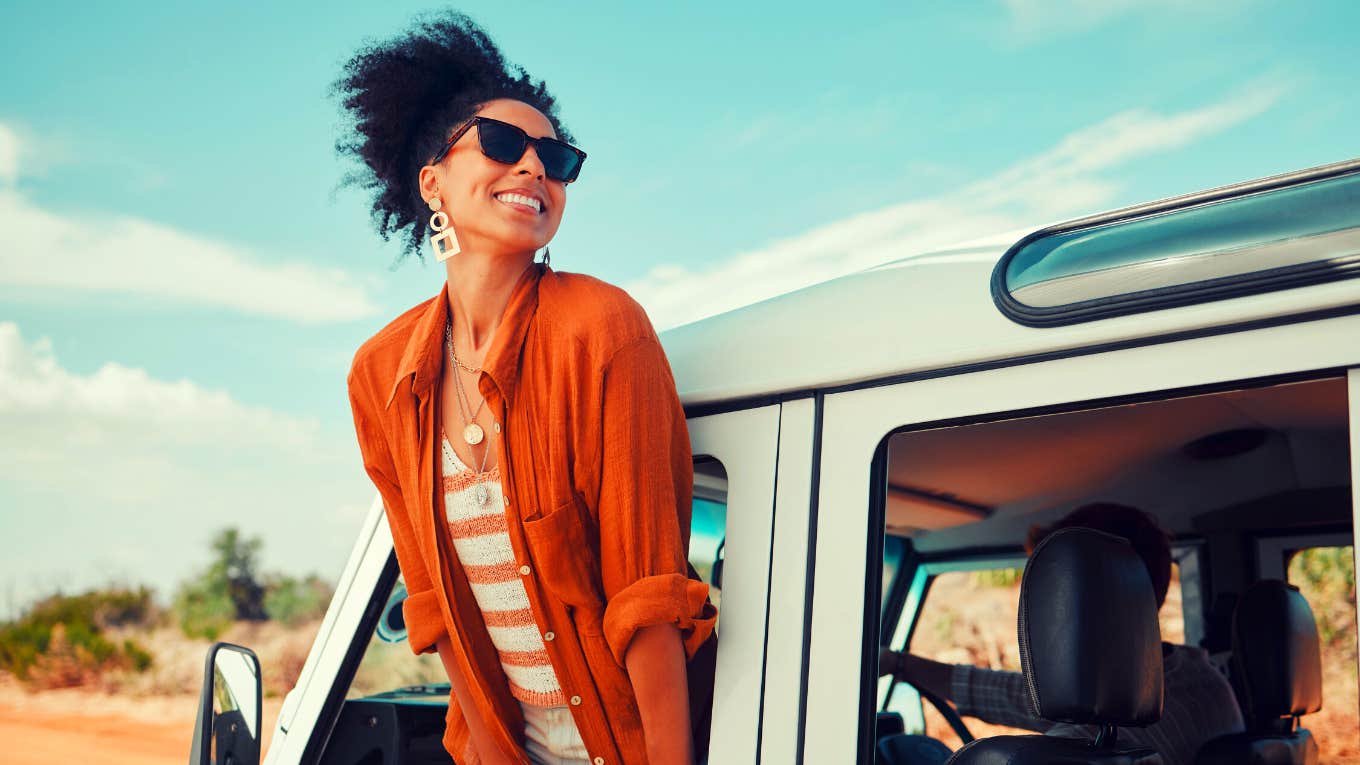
[596,336,716,665]
[347,365,445,656]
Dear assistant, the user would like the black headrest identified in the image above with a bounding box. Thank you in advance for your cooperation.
[1019,527,1163,726]
[1232,580,1323,720]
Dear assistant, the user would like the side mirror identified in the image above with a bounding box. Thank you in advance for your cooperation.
[189,642,262,765]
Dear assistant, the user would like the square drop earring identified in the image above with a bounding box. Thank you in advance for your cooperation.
[427,195,460,261]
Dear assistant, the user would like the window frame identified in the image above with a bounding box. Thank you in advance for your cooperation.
[990,158,1360,328]
[684,404,782,765]
[799,315,1358,763]
[1255,531,1355,581]
[877,552,1026,734]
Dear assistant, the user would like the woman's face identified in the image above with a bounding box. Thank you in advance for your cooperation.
[421,99,567,257]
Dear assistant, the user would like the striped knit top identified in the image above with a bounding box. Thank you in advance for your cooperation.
[440,430,565,707]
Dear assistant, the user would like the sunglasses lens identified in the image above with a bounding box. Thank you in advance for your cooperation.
[536,142,583,183]
[476,121,527,164]
[476,119,584,182]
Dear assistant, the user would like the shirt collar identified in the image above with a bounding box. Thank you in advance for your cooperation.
[385,263,544,410]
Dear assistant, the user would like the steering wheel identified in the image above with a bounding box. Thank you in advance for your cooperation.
[911,682,974,746]
[884,675,975,746]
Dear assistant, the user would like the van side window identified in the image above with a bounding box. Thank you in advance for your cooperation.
[1285,545,1358,761]
[690,457,727,616]
[348,572,446,698]
[904,567,1029,748]
[869,377,1351,761]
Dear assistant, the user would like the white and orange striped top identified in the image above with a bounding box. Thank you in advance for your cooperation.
[440,430,565,707]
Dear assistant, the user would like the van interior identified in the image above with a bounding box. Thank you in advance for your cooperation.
[873,374,1357,764]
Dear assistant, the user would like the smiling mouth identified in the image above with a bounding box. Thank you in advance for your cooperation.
[494,192,544,214]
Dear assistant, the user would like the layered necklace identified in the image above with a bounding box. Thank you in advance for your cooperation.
[445,318,494,506]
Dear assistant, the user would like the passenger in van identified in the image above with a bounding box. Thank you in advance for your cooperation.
[341,12,715,765]
[879,503,1244,765]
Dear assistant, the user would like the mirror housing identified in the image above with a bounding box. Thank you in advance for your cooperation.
[190,641,262,765]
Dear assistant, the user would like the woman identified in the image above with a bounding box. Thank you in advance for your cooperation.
[337,12,715,765]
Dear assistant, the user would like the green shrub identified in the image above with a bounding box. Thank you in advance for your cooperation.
[0,588,156,687]
[1288,546,1357,647]
[123,638,154,672]
[23,586,156,630]
[264,574,334,626]
[970,568,1023,588]
[172,578,235,641]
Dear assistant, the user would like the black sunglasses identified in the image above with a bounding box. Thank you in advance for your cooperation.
[430,116,587,183]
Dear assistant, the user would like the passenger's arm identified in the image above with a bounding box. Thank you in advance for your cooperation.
[879,649,953,702]
[881,650,1053,733]
[948,664,1052,732]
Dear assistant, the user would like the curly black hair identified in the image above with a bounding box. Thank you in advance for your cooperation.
[331,10,572,264]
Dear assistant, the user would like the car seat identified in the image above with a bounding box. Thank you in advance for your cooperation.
[944,527,1166,765]
[1194,579,1322,765]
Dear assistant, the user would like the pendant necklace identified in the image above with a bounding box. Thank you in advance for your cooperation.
[446,320,494,506]
[446,320,486,446]
[442,427,494,506]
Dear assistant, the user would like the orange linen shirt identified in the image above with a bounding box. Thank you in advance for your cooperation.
[346,263,715,765]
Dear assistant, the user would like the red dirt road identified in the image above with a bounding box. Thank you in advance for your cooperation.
[2,704,190,765]
[1,687,284,765]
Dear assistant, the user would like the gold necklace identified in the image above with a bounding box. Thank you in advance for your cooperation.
[446,321,486,446]
[446,318,482,374]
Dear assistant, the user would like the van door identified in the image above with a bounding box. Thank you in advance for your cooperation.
[685,405,780,765]
[799,313,1360,763]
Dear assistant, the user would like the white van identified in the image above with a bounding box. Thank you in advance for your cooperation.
[193,158,1360,765]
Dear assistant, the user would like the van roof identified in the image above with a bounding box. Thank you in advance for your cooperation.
[661,168,1360,407]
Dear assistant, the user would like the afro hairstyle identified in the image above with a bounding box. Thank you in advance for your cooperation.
[331,10,572,263]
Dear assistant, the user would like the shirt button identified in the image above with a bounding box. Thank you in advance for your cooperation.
[519,564,532,576]
[543,631,555,642]
[570,695,582,706]
[493,421,502,433]
[593,758,604,765]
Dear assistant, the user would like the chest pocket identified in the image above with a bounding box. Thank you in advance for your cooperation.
[521,490,605,630]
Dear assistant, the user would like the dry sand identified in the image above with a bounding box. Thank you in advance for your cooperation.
[0,675,283,765]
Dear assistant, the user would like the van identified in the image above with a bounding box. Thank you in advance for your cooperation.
[192,157,1360,764]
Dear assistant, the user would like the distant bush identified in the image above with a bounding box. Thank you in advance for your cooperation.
[210,528,268,621]
[173,528,335,637]
[970,568,1023,588]
[264,574,334,626]
[172,577,235,641]
[0,587,156,688]
[1288,545,1356,647]
[174,528,269,638]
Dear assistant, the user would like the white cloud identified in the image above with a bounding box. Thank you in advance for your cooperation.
[0,123,18,187]
[0,122,380,324]
[0,190,380,323]
[0,321,371,617]
[630,86,1282,330]
[0,321,325,500]
[0,321,318,454]
[998,0,1198,39]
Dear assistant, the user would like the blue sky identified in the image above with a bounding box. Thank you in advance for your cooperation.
[1,1,1356,617]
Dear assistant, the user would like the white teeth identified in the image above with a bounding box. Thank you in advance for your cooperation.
[495,192,542,212]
